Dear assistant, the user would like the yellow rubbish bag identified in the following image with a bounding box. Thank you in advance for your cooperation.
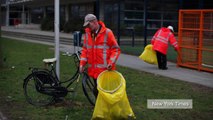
[92,70,136,120]
[139,44,158,65]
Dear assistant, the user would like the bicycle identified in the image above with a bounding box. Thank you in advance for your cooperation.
[23,51,96,106]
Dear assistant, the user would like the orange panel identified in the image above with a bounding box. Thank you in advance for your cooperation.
[178,10,213,73]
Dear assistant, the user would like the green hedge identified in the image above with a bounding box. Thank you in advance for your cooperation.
[40,17,84,33]
[63,17,84,33]
[40,17,54,31]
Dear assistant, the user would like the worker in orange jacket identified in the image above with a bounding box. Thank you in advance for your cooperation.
[151,26,179,70]
[80,14,121,96]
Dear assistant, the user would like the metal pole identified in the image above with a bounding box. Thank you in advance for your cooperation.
[0,1,2,67]
[0,3,1,37]
[22,5,26,24]
[6,0,10,26]
[96,0,100,19]
[178,0,183,9]
[143,0,147,47]
[55,0,60,79]
[28,10,31,24]
[117,0,121,45]
[132,29,135,47]
[199,0,204,9]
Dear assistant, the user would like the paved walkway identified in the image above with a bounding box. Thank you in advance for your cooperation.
[2,26,213,88]
[60,45,213,88]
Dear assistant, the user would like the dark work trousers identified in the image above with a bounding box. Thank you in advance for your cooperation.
[156,51,167,69]
[93,79,98,98]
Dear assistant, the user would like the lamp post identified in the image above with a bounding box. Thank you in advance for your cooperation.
[0,0,2,67]
[117,0,121,45]
[0,2,1,36]
[143,0,147,47]
[6,0,10,26]
[54,0,60,79]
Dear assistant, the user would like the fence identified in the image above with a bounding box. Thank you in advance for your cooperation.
[178,9,213,72]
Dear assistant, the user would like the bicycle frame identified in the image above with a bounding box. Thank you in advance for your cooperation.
[23,50,96,106]
[56,52,81,89]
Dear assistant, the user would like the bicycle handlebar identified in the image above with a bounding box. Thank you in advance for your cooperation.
[63,50,81,57]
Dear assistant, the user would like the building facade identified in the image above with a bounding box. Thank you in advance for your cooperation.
[1,0,213,37]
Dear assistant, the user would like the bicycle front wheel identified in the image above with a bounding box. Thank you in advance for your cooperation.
[23,72,55,106]
[82,73,96,106]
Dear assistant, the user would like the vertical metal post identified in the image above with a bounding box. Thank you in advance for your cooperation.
[55,0,60,79]
[198,0,204,9]
[179,0,183,9]
[6,0,10,26]
[132,29,135,47]
[0,3,1,37]
[96,0,100,20]
[117,0,121,45]
[28,10,31,24]
[65,5,69,22]
[177,10,182,65]
[160,0,163,27]
[73,32,76,52]
[198,11,203,71]
[143,0,147,47]
[43,7,47,18]
[22,5,26,24]
[0,0,2,67]
[76,31,80,51]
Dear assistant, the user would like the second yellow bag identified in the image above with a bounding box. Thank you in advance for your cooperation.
[139,44,158,65]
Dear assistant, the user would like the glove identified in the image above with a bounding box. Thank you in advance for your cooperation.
[107,64,112,70]
[79,66,84,73]
[175,46,179,51]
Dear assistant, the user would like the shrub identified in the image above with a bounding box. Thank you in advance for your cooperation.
[40,17,54,31]
[63,17,84,33]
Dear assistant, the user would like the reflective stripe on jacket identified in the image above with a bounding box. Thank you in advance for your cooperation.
[80,21,121,79]
[151,27,178,55]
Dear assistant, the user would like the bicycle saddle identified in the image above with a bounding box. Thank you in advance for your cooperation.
[43,58,57,64]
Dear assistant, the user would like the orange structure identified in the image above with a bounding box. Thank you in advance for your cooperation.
[178,10,213,73]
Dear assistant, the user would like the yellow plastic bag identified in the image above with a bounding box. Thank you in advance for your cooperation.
[139,44,158,65]
[92,70,136,120]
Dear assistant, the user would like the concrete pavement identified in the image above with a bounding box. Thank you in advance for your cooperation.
[59,45,213,88]
[2,26,213,88]
[118,54,213,88]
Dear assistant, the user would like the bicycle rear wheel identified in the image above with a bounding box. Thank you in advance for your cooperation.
[23,71,55,106]
[82,73,96,106]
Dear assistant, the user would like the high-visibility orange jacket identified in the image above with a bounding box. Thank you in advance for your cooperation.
[80,21,121,79]
[151,27,179,55]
